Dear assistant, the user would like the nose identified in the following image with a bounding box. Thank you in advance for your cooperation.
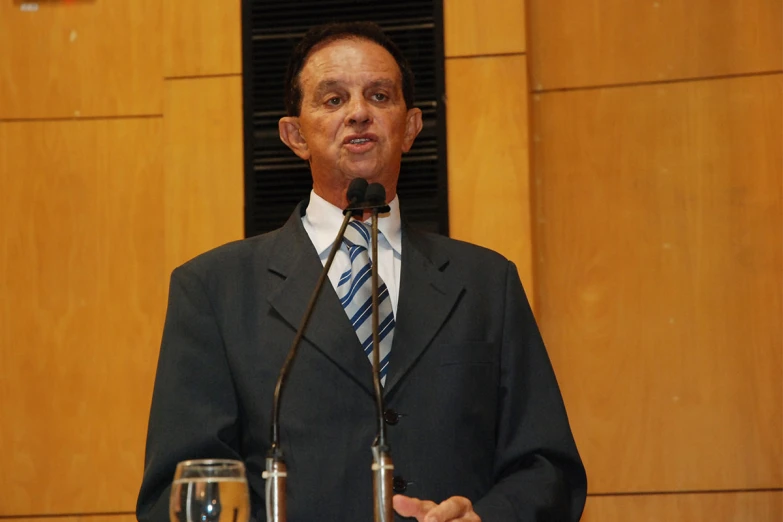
[344,97,372,125]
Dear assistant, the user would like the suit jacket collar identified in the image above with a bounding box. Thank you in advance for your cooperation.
[266,201,464,398]
[383,222,464,395]
[266,201,375,395]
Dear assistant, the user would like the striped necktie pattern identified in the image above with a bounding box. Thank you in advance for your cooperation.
[338,220,395,383]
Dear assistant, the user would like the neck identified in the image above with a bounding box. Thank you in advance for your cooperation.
[313,183,396,211]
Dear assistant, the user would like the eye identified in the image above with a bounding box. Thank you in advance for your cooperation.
[372,93,388,102]
[326,96,342,106]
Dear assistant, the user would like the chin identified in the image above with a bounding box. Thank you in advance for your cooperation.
[344,166,382,182]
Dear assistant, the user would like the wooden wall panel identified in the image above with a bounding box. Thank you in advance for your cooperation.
[164,77,244,271]
[0,1,162,119]
[444,0,526,57]
[0,119,166,515]
[164,0,242,77]
[527,0,783,90]
[1,517,136,522]
[584,491,783,522]
[532,74,783,493]
[446,55,534,301]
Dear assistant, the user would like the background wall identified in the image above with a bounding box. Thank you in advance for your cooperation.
[1,1,780,521]
[0,1,243,519]
[525,1,782,519]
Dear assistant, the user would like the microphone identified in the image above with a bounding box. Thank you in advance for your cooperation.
[264,178,368,522]
[365,183,395,522]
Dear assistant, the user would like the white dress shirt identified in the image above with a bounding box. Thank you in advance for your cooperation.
[302,190,402,315]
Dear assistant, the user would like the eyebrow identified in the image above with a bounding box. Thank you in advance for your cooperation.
[367,79,397,91]
[313,79,341,98]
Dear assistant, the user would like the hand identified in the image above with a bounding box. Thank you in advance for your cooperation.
[393,494,481,522]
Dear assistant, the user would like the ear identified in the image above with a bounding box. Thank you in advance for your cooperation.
[401,107,423,152]
[279,117,311,160]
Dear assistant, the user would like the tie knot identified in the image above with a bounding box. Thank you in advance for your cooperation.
[343,220,372,250]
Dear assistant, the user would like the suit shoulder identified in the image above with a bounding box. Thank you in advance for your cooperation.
[415,230,512,269]
[173,229,280,278]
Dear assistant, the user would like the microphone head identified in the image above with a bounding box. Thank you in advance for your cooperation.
[365,183,387,205]
[346,178,369,204]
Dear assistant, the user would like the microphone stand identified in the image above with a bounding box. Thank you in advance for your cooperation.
[365,184,394,522]
[264,179,368,522]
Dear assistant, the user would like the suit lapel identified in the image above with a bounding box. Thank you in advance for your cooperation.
[383,224,464,396]
[266,204,375,396]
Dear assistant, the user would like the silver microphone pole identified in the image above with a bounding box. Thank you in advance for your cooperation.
[365,183,394,522]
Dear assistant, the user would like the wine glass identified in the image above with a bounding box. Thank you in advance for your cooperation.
[169,459,250,522]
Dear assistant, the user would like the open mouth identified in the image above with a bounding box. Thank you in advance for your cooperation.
[343,134,378,147]
[343,135,378,153]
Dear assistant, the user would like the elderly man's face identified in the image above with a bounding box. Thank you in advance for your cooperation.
[279,38,422,206]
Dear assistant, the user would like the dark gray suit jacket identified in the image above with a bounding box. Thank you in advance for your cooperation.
[137,203,587,521]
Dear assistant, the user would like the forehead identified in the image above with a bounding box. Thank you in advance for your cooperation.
[299,38,402,92]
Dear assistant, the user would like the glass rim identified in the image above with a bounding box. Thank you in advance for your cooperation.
[173,459,247,480]
[176,458,245,468]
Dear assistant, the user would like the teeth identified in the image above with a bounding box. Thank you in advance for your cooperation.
[350,138,369,144]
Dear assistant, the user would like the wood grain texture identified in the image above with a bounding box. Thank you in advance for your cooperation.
[532,74,783,492]
[584,491,783,522]
[0,1,162,119]
[444,0,526,57]
[527,0,783,90]
[164,0,242,77]
[446,55,535,302]
[164,76,244,271]
[0,516,136,522]
[0,119,166,514]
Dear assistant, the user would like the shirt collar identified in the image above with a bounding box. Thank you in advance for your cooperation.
[304,189,402,256]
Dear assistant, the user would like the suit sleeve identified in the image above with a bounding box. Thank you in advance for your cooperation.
[136,265,243,522]
[473,261,587,522]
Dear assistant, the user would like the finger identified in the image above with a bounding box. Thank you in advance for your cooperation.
[393,495,437,520]
[460,511,482,522]
[422,496,474,522]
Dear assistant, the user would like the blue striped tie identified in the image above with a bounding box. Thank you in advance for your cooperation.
[338,220,394,384]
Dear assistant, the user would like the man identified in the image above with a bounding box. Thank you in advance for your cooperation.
[137,22,587,522]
